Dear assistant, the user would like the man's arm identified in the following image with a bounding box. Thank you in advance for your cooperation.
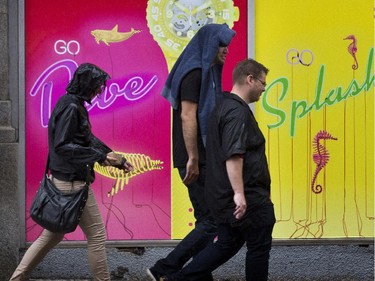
[181,100,199,185]
[226,154,247,219]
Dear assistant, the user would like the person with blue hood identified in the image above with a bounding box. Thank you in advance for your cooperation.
[147,23,236,281]
[10,63,133,281]
[159,58,275,281]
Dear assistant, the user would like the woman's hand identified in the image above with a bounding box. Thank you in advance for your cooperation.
[106,152,134,172]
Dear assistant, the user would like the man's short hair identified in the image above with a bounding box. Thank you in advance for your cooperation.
[232,58,269,85]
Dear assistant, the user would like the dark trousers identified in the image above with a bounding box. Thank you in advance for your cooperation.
[151,166,216,280]
[169,208,275,281]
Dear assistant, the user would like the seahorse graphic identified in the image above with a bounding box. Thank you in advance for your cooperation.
[94,151,163,197]
[343,34,358,70]
[311,130,337,194]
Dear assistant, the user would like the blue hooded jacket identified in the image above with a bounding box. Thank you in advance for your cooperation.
[161,23,236,145]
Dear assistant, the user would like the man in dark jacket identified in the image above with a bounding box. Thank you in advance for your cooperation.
[163,58,275,281]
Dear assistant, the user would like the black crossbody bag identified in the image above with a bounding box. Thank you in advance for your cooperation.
[30,157,90,233]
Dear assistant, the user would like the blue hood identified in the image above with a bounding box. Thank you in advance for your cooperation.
[161,23,236,144]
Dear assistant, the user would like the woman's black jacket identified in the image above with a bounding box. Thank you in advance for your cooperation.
[47,93,112,183]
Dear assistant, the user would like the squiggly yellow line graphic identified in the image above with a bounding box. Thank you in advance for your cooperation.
[94,151,163,197]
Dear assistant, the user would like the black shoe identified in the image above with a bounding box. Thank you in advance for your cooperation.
[146,268,163,281]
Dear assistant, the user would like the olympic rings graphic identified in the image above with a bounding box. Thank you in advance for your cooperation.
[286,48,314,66]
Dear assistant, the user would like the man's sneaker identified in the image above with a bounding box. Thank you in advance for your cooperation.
[146,268,162,281]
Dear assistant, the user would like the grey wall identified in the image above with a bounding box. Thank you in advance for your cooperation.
[0,0,21,280]
[1,0,374,280]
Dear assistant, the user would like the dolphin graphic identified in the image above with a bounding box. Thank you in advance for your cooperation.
[91,25,141,46]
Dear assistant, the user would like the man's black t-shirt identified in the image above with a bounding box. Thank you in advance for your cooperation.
[206,92,274,226]
[172,68,206,168]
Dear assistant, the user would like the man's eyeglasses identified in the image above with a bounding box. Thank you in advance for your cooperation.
[248,75,267,87]
[253,76,267,87]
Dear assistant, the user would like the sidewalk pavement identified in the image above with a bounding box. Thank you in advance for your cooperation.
[26,244,374,281]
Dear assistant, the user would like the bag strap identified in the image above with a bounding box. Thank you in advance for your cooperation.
[46,154,92,186]
[85,165,91,186]
[45,154,50,175]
